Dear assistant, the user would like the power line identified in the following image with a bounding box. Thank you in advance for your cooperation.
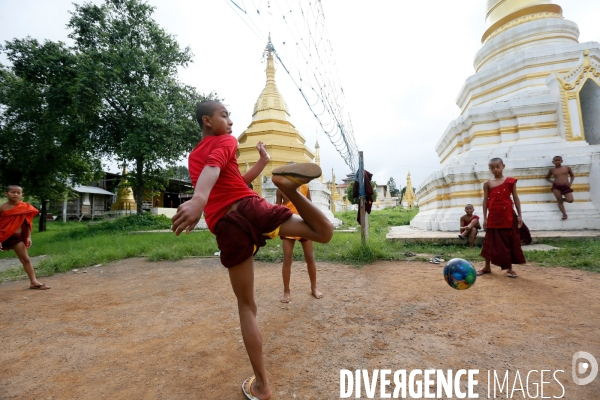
[224,0,359,172]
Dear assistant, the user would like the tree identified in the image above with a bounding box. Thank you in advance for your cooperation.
[68,0,215,213]
[387,177,400,197]
[0,38,102,231]
[170,165,191,181]
[345,181,378,205]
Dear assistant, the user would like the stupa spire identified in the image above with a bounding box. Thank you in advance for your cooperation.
[483,0,562,43]
[251,37,290,122]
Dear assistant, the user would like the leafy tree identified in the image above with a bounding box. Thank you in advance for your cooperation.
[345,181,378,205]
[0,38,102,231]
[387,177,400,197]
[170,165,191,181]
[68,0,215,213]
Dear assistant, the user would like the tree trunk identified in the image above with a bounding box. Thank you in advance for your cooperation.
[38,199,48,232]
[135,157,144,214]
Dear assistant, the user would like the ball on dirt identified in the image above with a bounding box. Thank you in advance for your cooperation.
[443,258,476,290]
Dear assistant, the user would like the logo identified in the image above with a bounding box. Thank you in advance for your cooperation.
[572,351,598,386]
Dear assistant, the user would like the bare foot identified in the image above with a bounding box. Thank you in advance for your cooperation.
[312,288,324,299]
[280,290,291,303]
[476,268,491,276]
[242,376,272,400]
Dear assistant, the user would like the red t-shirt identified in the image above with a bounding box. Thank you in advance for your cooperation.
[486,177,516,229]
[188,134,257,233]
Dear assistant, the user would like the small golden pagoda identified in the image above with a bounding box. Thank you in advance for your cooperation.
[111,166,137,211]
[237,39,315,191]
[330,169,343,213]
[403,172,417,209]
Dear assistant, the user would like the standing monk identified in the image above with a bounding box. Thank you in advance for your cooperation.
[0,185,49,290]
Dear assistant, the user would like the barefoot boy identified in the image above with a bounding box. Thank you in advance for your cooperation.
[458,204,480,249]
[171,100,333,400]
[276,177,323,303]
[478,158,526,278]
[545,156,574,220]
[0,185,49,290]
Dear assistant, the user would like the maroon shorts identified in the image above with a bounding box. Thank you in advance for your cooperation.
[1,221,29,251]
[552,183,573,195]
[214,197,294,268]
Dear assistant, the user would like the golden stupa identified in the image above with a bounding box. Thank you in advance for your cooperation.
[111,166,137,211]
[402,172,417,209]
[483,0,563,42]
[237,40,315,192]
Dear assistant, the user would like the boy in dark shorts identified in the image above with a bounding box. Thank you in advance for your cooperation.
[171,100,333,400]
[458,204,481,249]
[0,185,49,290]
[545,156,575,220]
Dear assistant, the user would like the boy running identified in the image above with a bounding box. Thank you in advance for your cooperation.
[171,100,333,400]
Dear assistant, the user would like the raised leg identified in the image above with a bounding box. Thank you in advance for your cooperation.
[228,256,272,400]
[281,238,295,303]
[300,240,323,299]
[272,175,334,243]
[564,192,574,204]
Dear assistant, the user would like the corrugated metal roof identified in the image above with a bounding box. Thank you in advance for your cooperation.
[72,185,115,196]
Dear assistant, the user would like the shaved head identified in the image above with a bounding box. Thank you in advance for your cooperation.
[4,185,22,192]
[196,100,223,130]
[489,157,503,164]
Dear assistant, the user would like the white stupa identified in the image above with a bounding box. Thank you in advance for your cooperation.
[412,0,600,231]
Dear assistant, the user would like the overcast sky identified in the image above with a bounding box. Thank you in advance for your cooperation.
[1,0,599,189]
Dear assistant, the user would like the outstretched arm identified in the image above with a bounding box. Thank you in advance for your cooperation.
[512,181,523,228]
[171,166,220,235]
[242,141,270,184]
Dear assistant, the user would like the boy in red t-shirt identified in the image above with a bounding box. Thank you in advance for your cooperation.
[171,100,333,400]
[478,158,526,278]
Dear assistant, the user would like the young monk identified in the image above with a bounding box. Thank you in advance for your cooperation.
[458,204,481,249]
[0,185,49,290]
[545,156,574,220]
[478,158,526,278]
[171,100,333,400]
[276,174,323,303]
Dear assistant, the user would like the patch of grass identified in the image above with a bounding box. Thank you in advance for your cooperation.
[2,209,599,284]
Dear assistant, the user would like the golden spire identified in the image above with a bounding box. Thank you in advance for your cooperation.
[251,37,291,122]
[315,140,325,182]
[403,171,417,209]
[483,0,562,43]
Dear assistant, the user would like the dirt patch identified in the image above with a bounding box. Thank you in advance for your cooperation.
[1,259,599,399]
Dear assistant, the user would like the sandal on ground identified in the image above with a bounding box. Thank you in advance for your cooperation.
[242,376,260,400]
[30,283,50,290]
[404,252,415,257]
[476,269,491,276]
[430,257,442,264]
[272,163,322,185]
[506,270,518,278]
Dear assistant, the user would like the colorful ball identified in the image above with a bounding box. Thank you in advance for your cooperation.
[443,258,476,290]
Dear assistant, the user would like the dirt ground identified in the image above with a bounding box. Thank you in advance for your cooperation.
[1,258,599,399]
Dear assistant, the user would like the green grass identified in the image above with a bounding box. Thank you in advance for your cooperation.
[1,208,599,283]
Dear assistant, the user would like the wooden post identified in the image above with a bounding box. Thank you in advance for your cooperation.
[358,151,369,243]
